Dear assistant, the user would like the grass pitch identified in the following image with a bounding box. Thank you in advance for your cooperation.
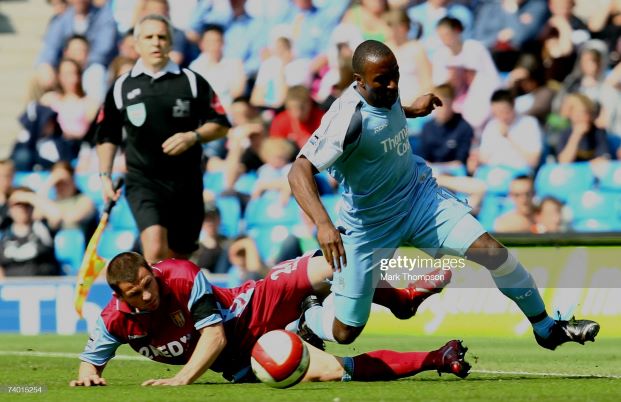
[0,333,619,402]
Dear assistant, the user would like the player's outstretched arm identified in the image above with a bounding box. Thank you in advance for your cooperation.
[289,157,346,271]
[403,93,443,118]
[69,361,107,387]
[142,323,227,386]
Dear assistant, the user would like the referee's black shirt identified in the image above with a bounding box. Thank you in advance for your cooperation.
[95,60,230,181]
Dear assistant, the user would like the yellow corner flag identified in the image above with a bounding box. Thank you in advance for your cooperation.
[74,214,109,318]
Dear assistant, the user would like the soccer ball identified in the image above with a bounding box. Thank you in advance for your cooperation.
[251,330,310,388]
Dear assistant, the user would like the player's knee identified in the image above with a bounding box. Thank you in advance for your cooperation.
[467,233,508,270]
[332,324,363,344]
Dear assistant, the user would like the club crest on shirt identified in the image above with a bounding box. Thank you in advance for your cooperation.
[127,102,146,127]
[173,99,191,118]
[170,310,185,327]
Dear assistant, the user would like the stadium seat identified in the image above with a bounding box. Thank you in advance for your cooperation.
[596,161,621,191]
[534,162,595,202]
[315,171,335,195]
[477,195,515,232]
[245,194,302,229]
[474,165,531,195]
[233,172,258,195]
[54,228,85,275]
[572,218,621,232]
[565,190,621,222]
[97,228,137,260]
[247,225,292,263]
[75,172,123,209]
[203,171,224,195]
[215,196,241,238]
[106,196,137,231]
[13,170,50,191]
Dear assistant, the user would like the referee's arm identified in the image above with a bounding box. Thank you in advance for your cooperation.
[162,122,229,156]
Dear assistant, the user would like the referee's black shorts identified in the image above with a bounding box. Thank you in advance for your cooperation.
[125,172,204,255]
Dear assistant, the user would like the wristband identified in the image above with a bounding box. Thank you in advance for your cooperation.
[193,130,202,144]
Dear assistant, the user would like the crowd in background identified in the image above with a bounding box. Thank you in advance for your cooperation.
[2,0,621,278]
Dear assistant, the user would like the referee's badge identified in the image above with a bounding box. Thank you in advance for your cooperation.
[127,103,147,127]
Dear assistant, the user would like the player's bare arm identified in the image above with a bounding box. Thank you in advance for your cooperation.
[403,93,443,118]
[289,157,347,271]
[69,361,107,387]
[162,122,229,156]
[142,323,227,386]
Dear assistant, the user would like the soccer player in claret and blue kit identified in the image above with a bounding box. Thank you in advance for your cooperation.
[69,251,469,386]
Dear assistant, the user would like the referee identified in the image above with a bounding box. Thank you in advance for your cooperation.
[96,14,230,262]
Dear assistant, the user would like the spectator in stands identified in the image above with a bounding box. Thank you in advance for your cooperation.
[342,0,391,42]
[315,23,360,106]
[220,0,266,78]
[226,236,264,287]
[47,0,68,23]
[478,89,543,170]
[507,54,556,125]
[230,96,260,126]
[587,0,621,62]
[553,40,621,132]
[432,17,501,132]
[472,0,550,71]
[419,84,486,214]
[192,204,232,274]
[419,83,473,166]
[0,187,61,278]
[383,9,432,105]
[39,58,99,159]
[189,24,247,113]
[494,175,536,233]
[269,86,324,150]
[11,102,74,171]
[556,93,611,163]
[407,0,473,52]
[538,0,591,54]
[116,29,140,61]
[40,161,97,238]
[35,0,117,96]
[250,36,312,109]
[252,138,295,204]
[0,160,15,231]
[533,196,565,233]
[60,34,106,101]
[221,121,266,193]
[107,56,136,85]
[186,0,234,43]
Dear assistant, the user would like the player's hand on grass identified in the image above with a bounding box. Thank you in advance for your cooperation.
[69,374,107,387]
[162,131,198,156]
[142,377,189,386]
[317,223,347,271]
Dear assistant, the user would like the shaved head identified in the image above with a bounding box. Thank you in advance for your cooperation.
[352,40,395,75]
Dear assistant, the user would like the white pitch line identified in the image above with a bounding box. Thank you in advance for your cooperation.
[1,351,620,379]
[471,369,621,379]
[0,350,146,361]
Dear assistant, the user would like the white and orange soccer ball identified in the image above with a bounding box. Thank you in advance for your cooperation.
[250,330,310,388]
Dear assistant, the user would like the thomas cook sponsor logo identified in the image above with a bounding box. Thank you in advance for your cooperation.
[380,127,410,156]
[170,310,185,327]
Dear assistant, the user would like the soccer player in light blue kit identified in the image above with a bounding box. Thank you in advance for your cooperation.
[288,40,599,350]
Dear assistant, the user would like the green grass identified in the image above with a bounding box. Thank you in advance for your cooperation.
[0,334,620,402]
